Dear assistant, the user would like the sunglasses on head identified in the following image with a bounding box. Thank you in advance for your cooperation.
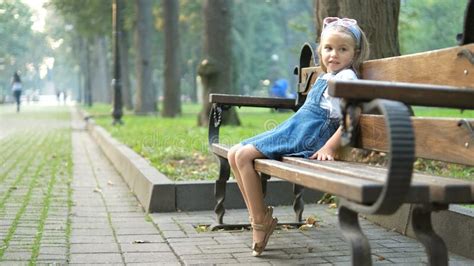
[323,17,358,29]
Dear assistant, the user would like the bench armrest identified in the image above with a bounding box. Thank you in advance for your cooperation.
[329,79,474,109]
[340,99,415,215]
[210,94,297,110]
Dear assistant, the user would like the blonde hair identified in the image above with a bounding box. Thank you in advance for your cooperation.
[317,24,370,77]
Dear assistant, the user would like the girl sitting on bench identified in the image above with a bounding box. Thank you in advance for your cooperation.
[227,17,370,256]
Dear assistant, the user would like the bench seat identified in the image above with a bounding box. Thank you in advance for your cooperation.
[212,143,474,205]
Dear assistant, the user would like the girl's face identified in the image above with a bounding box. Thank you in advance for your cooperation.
[321,30,356,73]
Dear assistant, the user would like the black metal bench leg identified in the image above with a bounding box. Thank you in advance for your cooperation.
[214,157,230,225]
[411,204,448,266]
[339,206,372,266]
[293,184,304,222]
[260,173,270,198]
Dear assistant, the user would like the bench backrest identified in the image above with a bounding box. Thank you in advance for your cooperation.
[298,44,474,166]
[300,44,474,93]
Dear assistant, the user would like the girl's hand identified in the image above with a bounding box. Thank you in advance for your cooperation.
[309,146,336,161]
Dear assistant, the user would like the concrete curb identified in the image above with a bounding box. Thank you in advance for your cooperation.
[77,109,322,213]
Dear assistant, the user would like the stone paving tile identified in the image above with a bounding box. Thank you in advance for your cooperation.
[70,235,116,244]
[69,253,124,264]
[0,261,32,266]
[2,251,32,261]
[120,243,171,252]
[70,243,120,254]
[71,222,111,229]
[116,234,166,244]
[172,246,203,256]
[36,246,68,255]
[35,253,68,262]
[72,228,115,236]
[123,252,180,264]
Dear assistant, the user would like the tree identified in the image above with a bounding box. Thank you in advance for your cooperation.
[314,0,401,59]
[162,0,181,117]
[117,0,133,110]
[134,0,157,114]
[198,0,239,126]
[399,0,467,54]
[91,36,111,103]
[179,0,203,103]
[0,1,46,96]
[232,0,313,95]
[48,0,112,105]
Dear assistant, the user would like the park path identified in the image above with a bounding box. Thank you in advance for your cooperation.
[0,103,472,265]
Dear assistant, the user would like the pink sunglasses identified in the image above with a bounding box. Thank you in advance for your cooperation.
[322,17,361,45]
[323,17,358,28]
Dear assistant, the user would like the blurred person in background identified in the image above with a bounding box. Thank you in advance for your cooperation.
[11,71,23,112]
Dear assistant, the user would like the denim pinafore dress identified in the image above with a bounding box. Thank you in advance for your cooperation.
[241,77,340,160]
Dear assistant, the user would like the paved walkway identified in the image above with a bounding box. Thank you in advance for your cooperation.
[0,104,472,265]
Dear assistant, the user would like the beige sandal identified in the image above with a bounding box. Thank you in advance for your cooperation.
[251,206,278,256]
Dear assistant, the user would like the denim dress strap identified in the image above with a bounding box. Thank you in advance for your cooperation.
[314,78,328,105]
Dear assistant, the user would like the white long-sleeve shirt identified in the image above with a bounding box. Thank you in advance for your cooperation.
[319,69,358,119]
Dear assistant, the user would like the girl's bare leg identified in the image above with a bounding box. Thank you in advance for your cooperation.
[234,145,268,243]
[228,144,251,215]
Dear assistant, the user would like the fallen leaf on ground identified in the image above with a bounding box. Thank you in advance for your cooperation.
[133,240,151,244]
[280,224,293,231]
[299,224,313,231]
[305,215,317,225]
[195,225,209,233]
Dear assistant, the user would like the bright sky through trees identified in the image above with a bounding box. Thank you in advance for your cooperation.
[23,0,47,32]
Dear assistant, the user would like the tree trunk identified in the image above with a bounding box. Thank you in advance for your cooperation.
[198,0,240,126]
[84,37,93,106]
[91,36,111,103]
[189,59,197,103]
[162,0,181,117]
[118,0,133,110]
[314,0,400,59]
[134,0,157,114]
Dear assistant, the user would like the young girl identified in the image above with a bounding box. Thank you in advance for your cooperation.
[227,17,370,256]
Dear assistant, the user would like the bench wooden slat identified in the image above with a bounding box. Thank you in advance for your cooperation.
[300,44,474,93]
[254,159,382,204]
[282,157,474,204]
[211,143,230,158]
[357,115,474,166]
[362,44,474,88]
[328,79,474,109]
[209,94,296,109]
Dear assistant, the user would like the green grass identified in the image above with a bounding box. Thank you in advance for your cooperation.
[86,103,473,184]
[413,106,474,118]
[89,103,292,181]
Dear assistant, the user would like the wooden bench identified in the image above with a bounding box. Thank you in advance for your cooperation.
[207,5,474,265]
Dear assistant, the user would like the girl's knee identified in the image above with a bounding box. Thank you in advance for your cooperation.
[228,144,242,168]
[235,146,259,168]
